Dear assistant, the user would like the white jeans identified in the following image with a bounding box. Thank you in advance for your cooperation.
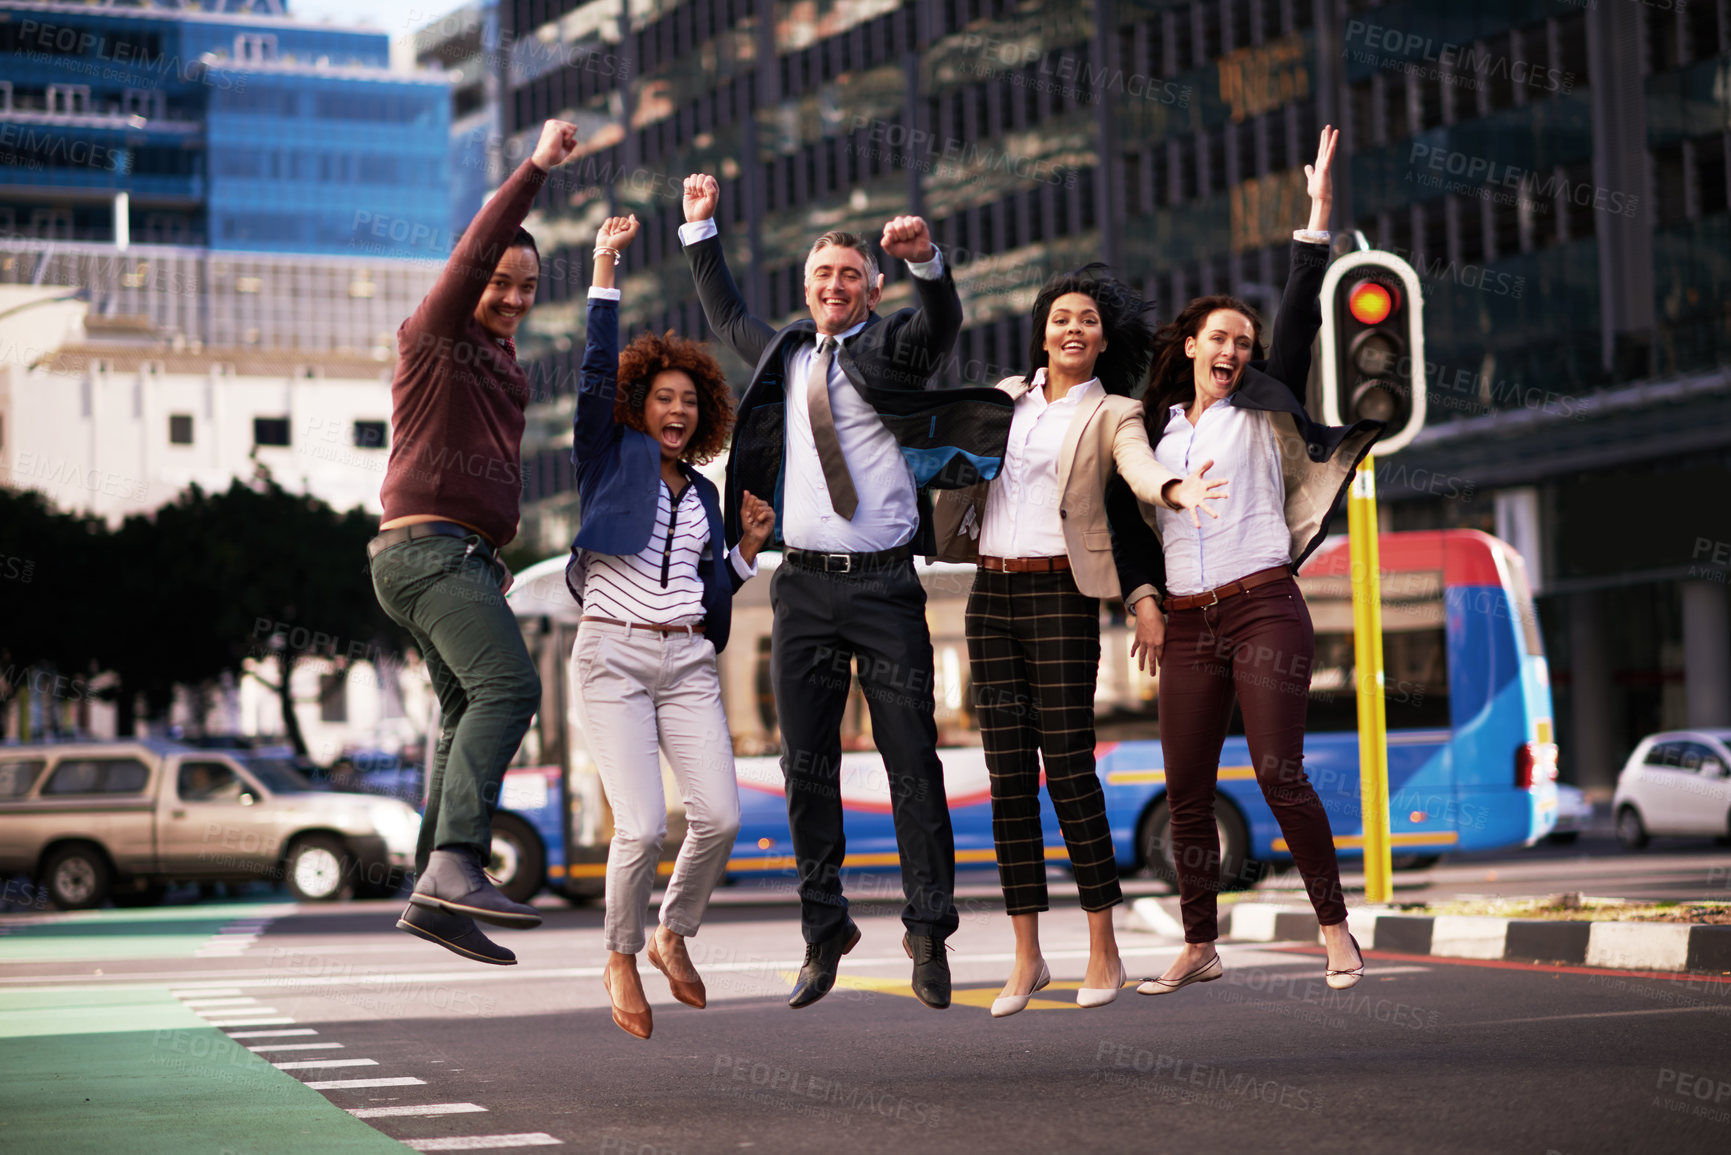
[571,621,742,954]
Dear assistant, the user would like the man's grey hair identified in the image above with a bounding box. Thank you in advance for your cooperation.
[804,230,880,285]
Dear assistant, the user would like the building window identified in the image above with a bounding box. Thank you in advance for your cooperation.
[169,414,193,445]
[253,418,290,448]
[353,420,388,449]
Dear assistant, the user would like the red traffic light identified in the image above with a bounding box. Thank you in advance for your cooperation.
[1347,280,1397,325]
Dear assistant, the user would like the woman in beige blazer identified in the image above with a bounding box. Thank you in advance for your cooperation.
[933,270,1226,1016]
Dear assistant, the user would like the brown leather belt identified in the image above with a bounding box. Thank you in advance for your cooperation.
[980,555,1072,573]
[581,616,704,635]
[1163,565,1292,612]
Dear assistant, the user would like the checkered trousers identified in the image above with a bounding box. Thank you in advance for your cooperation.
[964,567,1122,915]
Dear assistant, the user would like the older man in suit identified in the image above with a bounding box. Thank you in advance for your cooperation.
[680,173,1011,1009]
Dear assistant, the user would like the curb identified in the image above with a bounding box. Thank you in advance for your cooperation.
[1216,902,1731,975]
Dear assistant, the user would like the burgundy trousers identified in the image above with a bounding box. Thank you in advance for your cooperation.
[1158,575,1347,942]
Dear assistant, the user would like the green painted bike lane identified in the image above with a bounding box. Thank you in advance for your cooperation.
[0,988,409,1155]
[0,905,409,1154]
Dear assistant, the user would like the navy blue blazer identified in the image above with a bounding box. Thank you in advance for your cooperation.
[565,295,747,654]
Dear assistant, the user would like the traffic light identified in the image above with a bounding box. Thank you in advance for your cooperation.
[1319,251,1426,455]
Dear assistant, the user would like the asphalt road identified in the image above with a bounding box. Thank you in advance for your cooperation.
[5,837,1730,1155]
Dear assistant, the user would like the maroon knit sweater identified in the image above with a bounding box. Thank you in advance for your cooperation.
[379,158,548,547]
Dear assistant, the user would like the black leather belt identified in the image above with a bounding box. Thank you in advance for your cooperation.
[783,544,913,574]
[367,521,498,563]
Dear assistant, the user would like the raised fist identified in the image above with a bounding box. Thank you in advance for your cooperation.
[530,120,580,171]
[597,214,639,252]
[683,174,720,224]
[880,215,935,263]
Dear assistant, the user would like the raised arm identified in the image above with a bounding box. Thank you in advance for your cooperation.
[572,214,639,466]
[680,174,777,366]
[404,120,576,341]
[878,215,963,389]
[1262,125,1337,400]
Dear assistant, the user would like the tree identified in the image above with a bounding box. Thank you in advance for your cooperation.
[0,487,103,739]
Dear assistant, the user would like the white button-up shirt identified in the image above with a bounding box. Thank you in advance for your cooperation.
[679,217,947,553]
[1153,398,1290,595]
[979,370,1096,558]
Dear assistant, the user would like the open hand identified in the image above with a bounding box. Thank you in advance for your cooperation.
[738,489,775,562]
[1305,124,1338,230]
[1128,597,1166,675]
[880,215,935,263]
[683,174,720,223]
[1166,459,1231,529]
[531,120,580,171]
[597,214,639,252]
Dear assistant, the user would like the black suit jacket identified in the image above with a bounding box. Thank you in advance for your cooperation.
[1106,240,1384,604]
[683,233,1013,554]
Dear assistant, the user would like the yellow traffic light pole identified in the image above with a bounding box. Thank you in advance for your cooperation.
[1347,457,1393,904]
[1320,246,1424,908]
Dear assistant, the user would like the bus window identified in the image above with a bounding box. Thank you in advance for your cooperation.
[1494,546,1545,656]
[1297,570,1452,732]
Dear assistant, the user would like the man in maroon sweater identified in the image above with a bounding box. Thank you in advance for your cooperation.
[368,119,578,965]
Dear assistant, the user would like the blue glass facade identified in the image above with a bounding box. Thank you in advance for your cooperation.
[0,2,450,257]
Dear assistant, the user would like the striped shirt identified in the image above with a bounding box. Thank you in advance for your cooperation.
[582,479,710,626]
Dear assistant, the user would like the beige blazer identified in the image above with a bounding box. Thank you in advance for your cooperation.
[931,375,1179,599]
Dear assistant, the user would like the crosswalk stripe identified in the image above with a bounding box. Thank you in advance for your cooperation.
[273,1059,378,1070]
[403,1135,561,1151]
[304,1077,426,1090]
[247,1043,344,1053]
[223,1029,316,1039]
[347,1104,489,1119]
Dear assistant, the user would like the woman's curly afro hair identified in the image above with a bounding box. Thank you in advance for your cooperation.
[614,329,735,465]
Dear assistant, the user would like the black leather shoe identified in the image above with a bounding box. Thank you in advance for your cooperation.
[396,902,515,965]
[788,919,861,1009]
[903,932,951,1009]
[409,848,543,929]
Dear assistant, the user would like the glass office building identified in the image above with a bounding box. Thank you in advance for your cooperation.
[496,0,1731,786]
[0,0,450,257]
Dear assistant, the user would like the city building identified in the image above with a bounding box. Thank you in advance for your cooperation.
[494,0,1730,788]
[410,0,505,233]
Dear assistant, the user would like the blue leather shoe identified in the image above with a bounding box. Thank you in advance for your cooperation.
[397,901,516,965]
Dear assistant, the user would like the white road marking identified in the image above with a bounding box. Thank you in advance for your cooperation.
[247,1043,344,1053]
[197,1006,280,1016]
[304,1077,426,1090]
[347,1104,489,1119]
[170,987,243,997]
[273,1059,379,1070]
[182,998,260,1007]
[1463,1005,1731,1027]
[403,1135,561,1151]
[203,1017,295,1026]
[223,1029,316,1039]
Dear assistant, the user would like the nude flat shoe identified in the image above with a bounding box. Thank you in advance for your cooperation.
[1136,953,1223,996]
[602,967,653,1039]
[990,961,1052,1019]
[647,935,707,1009]
[1077,958,1126,1008]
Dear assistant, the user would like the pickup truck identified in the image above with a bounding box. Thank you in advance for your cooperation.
[0,739,420,908]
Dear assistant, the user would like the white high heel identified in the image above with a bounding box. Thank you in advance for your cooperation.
[990,961,1051,1018]
[1076,958,1126,1008]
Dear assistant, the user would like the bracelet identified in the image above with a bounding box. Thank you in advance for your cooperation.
[593,247,620,261]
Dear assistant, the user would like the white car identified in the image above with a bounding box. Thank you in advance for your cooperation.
[1611,729,1731,848]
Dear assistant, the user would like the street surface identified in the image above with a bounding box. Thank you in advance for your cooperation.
[4,833,1729,1155]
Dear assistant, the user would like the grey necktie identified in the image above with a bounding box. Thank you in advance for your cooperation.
[806,335,858,520]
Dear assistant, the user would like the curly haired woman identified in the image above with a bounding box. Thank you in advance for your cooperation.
[566,214,775,1040]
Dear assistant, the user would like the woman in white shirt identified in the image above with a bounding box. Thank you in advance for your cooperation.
[567,215,775,1039]
[934,272,1227,1017]
[1107,127,1381,996]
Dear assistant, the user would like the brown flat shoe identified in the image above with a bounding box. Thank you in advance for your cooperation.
[647,936,707,1009]
[602,967,653,1039]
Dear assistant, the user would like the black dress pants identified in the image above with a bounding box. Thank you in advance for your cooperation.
[770,557,959,944]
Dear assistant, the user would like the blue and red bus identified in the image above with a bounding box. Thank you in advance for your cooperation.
[487,528,1556,903]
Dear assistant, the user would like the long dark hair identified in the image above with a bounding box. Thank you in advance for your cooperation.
[1142,294,1266,430]
[1025,264,1156,397]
